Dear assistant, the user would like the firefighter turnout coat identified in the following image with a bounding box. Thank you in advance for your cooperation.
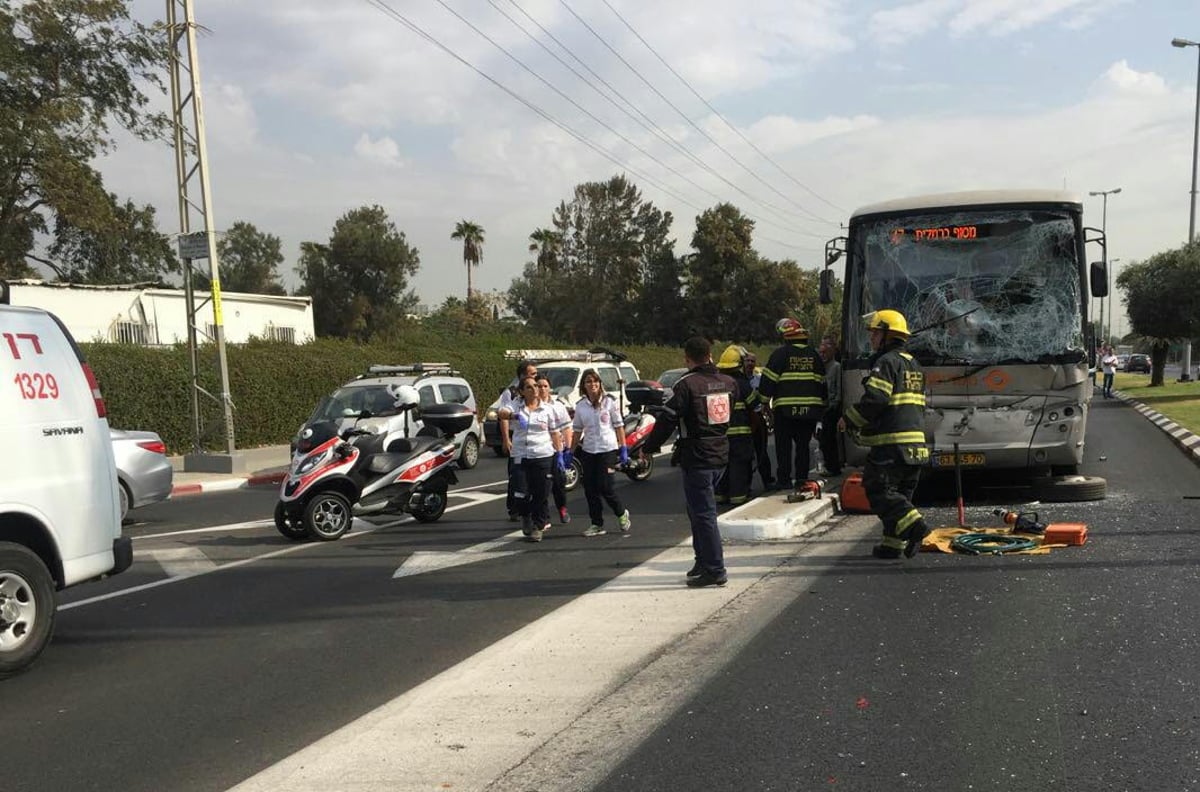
[843,342,929,465]
[759,341,827,420]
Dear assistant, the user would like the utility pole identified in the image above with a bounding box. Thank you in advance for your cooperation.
[167,0,243,472]
[1089,187,1121,347]
[1172,37,1199,380]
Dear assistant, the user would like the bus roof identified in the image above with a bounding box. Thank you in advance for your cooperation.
[849,189,1082,220]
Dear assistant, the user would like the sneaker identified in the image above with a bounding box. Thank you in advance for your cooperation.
[618,510,632,533]
[686,562,703,578]
[904,521,932,558]
[583,524,607,537]
[871,544,902,559]
[686,571,728,588]
[559,506,571,525]
[530,528,544,543]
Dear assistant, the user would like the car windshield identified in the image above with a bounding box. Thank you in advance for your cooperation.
[658,369,686,388]
[309,385,401,422]
[536,366,579,398]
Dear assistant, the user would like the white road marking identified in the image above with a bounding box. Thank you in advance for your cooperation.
[227,536,815,792]
[393,529,524,578]
[145,545,218,577]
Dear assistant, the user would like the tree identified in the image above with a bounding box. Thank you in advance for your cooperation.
[213,221,286,295]
[0,0,169,278]
[507,175,676,343]
[1116,241,1200,385]
[295,206,421,339]
[45,194,177,284]
[528,227,561,273]
[686,204,756,337]
[450,220,485,298]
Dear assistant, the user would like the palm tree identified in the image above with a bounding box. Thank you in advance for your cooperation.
[451,220,485,298]
[528,227,561,273]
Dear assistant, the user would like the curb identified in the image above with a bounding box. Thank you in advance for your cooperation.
[170,470,287,497]
[1116,390,1200,468]
[719,493,840,541]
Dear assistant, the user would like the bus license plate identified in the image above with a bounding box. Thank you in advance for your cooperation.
[934,452,986,467]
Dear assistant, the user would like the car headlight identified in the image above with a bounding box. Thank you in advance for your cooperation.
[296,448,330,475]
[485,408,498,421]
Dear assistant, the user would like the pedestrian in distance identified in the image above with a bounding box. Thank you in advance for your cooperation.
[644,335,737,588]
[839,310,932,559]
[499,359,538,521]
[505,376,568,543]
[758,317,827,491]
[1101,345,1118,399]
[571,368,632,537]
[744,351,776,491]
[715,345,755,506]
[535,375,574,525]
[816,335,843,477]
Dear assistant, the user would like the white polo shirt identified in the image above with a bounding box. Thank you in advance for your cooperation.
[511,400,566,462]
[572,394,623,454]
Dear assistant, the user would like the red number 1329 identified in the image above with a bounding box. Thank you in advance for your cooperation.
[14,373,59,400]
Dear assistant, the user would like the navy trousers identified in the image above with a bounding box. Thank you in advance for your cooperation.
[683,467,726,576]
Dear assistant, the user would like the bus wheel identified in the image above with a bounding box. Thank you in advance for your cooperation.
[1034,475,1107,502]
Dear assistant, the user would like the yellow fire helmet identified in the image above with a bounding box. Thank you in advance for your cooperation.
[717,344,748,371]
[864,309,910,337]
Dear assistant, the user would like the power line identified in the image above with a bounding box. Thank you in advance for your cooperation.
[558,0,835,226]
[431,0,821,240]
[598,0,846,216]
[359,0,700,214]
[493,0,828,236]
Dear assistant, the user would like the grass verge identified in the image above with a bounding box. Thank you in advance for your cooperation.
[1114,373,1200,436]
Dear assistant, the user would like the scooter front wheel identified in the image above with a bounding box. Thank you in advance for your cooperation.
[625,453,654,482]
[304,492,353,541]
[274,501,307,540]
[563,458,582,492]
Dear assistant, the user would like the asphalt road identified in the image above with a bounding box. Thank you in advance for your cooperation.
[594,397,1200,791]
[3,398,1198,791]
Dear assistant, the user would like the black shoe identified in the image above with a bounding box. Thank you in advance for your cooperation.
[904,522,932,558]
[872,544,902,559]
[686,563,702,578]
[686,571,728,588]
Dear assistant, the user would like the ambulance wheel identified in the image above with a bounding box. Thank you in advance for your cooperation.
[0,544,56,679]
[304,492,353,541]
[274,502,308,540]
[1034,475,1107,503]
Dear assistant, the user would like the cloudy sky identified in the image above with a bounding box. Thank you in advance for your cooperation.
[101,0,1197,334]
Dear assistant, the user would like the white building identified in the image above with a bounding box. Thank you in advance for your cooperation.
[6,280,315,345]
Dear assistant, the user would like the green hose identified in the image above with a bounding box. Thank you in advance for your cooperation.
[950,533,1039,555]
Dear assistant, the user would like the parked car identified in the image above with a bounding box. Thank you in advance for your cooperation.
[656,368,688,389]
[1,281,131,677]
[293,364,483,469]
[110,429,173,520]
[1115,354,1130,371]
[483,350,640,456]
[1124,353,1151,373]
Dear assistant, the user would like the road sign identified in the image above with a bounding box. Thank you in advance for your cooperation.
[177,231,210,260]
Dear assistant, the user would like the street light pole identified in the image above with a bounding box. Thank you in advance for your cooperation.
[1088,187,1121,347]
[1107,257,1121,342]
[1172,37,1199,380]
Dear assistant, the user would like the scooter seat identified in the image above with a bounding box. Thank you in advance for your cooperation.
[383,435,443,456]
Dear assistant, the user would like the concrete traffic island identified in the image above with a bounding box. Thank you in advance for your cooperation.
[718,491,840,541]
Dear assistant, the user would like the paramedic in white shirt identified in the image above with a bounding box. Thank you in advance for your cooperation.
[506,376,567,542]
[571,368,632,537]
[536,376,574,525]
[499,359,537,520]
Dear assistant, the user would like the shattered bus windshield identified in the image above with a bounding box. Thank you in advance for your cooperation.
[851,208,1084,365]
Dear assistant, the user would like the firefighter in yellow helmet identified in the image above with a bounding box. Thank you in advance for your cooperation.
[839,310,932,559]
[715,345,755,506]
[758,317,827,490]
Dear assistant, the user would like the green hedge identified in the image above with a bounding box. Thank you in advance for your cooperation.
[82,330,762,453]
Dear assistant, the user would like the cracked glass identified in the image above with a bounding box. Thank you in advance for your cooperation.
[848,208,1085,366]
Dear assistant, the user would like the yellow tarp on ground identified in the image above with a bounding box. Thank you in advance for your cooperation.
[924,526,1070,555]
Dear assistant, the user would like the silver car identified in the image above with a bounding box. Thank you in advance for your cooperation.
[110,429,174,519]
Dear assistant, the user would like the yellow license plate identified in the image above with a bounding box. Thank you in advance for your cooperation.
[934,452,986,467]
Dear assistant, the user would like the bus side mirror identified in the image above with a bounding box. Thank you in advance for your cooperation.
[819,269,834,305]
[1090,261,1108,297]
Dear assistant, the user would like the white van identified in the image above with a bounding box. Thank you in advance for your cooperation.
[0,281,131,678]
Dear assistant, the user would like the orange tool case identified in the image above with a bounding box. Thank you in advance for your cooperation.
[839,472,872,514]
[1042,522,1088,546]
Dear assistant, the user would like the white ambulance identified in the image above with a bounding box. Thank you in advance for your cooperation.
[0,280,131,677]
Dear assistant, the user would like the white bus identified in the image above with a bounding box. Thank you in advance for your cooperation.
[820,190,1109,501]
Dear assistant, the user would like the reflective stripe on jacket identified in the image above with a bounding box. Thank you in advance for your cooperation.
[844,345,929,465]
[759,342,827,413]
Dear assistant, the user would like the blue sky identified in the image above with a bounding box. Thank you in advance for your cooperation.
[103,0,1199,333]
